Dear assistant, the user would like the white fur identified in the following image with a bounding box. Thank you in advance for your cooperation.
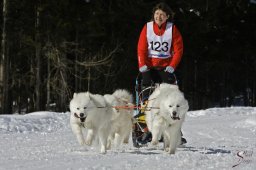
[69,92,112,154]
[104,89,134,149]
[145,83,189,154]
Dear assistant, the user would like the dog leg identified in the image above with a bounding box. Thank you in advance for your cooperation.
[167,126,181,154]
[100,145,106,154]
[123,137,129,144]
[151,124,163,145]
[99,134,107,154]
[123,128,131,144]
[113,133,122,148]
[71,123,85,145]
[107,138,111,150]
[98,128,109,154]
[85,129,95,146]
[163,131,170,152]
[107,132,115,150]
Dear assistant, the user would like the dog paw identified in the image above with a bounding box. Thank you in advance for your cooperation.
[123,139,129,144]
[79,142,85,146]
[151,140,159,145]
[100,147,106,154]
[166,148,175,154]
[164,147,170,152]
[78,140,86,146]
[106,142,111,150]
[123,141,129,144]
[100,150,106,154]
[85,140,92,146]
[169,150,175,154]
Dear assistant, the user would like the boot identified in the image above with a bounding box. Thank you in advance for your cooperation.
[181,137,187,145]
[180,131,187,145]
[140,131,152,144]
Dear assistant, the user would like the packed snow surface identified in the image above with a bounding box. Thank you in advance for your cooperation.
[0,107,255,170]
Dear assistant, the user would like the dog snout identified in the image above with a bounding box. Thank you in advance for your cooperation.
[172,111,177,116]
[80,113,85,117]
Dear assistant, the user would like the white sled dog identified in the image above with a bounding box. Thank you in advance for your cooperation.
[69,92,112,154]
[104,89,134,149]
[145,83,189,154]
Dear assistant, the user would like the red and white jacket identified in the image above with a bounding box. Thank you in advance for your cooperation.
[137,21,183,70]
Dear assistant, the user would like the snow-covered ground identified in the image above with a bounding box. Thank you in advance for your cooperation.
[0,107,255,170]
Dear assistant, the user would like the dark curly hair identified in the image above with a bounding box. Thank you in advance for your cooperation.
[151,2,175,21]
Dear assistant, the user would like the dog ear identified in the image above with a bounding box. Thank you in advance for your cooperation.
[73,93,77,98]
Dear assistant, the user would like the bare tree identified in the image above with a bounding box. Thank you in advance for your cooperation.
[75,44,121,92]
[43,42,72,111]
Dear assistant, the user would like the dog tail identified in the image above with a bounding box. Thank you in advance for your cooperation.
[113,89,133,104]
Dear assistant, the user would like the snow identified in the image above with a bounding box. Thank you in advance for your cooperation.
[0,107,255,170]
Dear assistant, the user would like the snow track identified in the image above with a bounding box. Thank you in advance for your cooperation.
[0,107,255,170]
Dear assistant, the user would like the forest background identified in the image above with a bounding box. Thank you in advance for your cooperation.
[0,0,255,114]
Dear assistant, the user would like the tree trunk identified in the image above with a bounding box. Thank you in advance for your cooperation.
[59,50,68,111]
[35,3,42,111]
[0,0,12,114]
[46,49,51,110]
[75,28,79,92]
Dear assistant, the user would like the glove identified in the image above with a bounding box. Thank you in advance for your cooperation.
[165,66,174,73]
[139,65,149,73]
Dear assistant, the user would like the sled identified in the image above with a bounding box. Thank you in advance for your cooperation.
[132,72,177,148]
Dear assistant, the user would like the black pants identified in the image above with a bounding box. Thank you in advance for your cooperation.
[141,68,176,87]
[140,68,176,101]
